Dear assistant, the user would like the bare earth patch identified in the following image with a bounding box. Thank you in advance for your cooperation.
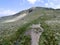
[2,13,27,23]
[45,20,60,25]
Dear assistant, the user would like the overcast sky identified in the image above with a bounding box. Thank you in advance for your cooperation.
[0,0,60,17]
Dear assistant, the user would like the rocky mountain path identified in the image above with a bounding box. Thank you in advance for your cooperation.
[30,24,44,45]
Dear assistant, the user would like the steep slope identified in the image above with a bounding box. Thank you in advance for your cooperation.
[0,7,60,45]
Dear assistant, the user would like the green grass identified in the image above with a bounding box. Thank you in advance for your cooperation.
[0,7,60,45]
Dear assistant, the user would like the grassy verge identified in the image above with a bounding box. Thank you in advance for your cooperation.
[38,15,59,45]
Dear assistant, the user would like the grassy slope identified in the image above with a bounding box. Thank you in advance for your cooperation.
[0,7,60,45]
[0,7,43,40]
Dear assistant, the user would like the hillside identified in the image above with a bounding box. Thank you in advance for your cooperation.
[0,7,60,45]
